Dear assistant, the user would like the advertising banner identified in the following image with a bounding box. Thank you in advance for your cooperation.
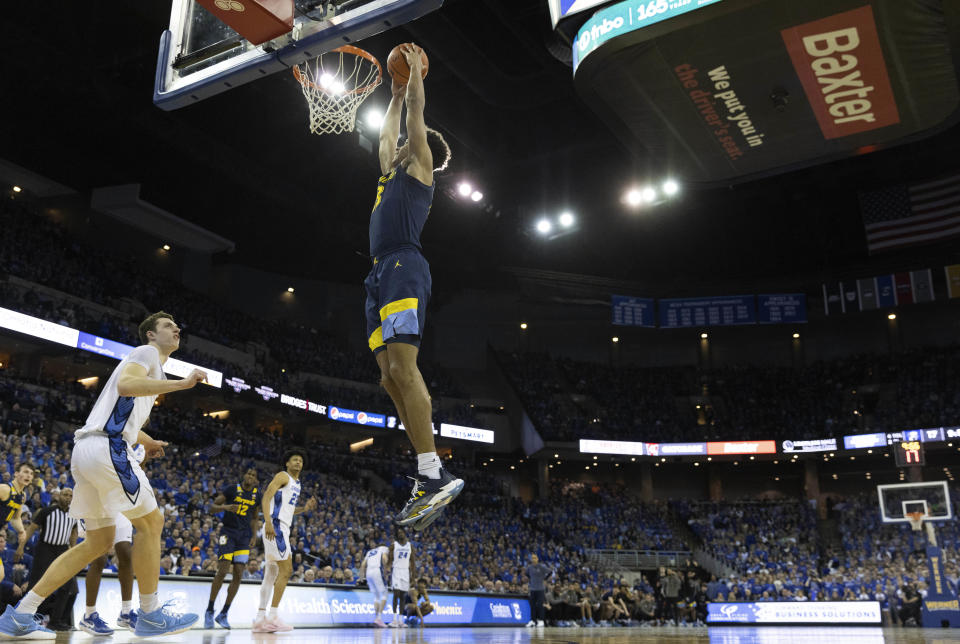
[580,439,645,456]
[706,441,776,455]
[708,601,881,624]
[72,576,530,628]
[843,432,887,450]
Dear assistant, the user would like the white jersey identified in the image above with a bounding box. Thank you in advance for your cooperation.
[268,473,301,529]
[75,345,164,446]
[391,541,411,589]
[365,545,388,578]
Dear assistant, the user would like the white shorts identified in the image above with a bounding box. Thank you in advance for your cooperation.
[114,512,133,544]
[263,524,291,562]
[70,435,157,527]
[367,573,386,602]
[391,572,409,593]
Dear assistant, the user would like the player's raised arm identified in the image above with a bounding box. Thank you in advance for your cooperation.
[402,44,432,182]
[117,362,206,397]
[261,472,289,539]
[379,78,406,174]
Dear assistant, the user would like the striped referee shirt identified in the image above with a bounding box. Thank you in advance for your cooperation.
[33,505,78,546]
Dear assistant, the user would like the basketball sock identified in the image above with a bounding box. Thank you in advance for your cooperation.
[16,591,44,615]
[207,601,215,613]
[268,607,278,619]
[259,562,279,611]
[255,609,266,621]
[220,602,231,614]
[140,593,160,613]
[121,601,134,613]
[85,606,97,619]
[417,452,441,480]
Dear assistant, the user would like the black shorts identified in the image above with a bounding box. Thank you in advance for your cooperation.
[364,248,431,355]
[217,530,251,563]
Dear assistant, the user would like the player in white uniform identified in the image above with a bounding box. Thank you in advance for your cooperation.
[253,450,317,633]
[388,528,414,628]
[359,541,390,627]
[0,312,206,640]
[81,443,146,635]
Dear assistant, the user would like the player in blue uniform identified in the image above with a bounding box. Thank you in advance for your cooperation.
[366,43,462,530]
[205,468,259,629]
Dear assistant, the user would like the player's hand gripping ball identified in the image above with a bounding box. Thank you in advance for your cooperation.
[387,43,428,85]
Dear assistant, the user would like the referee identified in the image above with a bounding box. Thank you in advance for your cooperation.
[16,488,78,630]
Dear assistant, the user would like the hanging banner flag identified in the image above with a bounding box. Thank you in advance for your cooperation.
[876,274,897,307]
[947,265,960,299]
[857,278,878,311]
[822,282,843,316]
[841,282,860,314]
[911,268,935,303]
[894,272,914,305]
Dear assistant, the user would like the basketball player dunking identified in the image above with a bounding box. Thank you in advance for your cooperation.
[366,43,463,530]
[253,450,317,632]
[388,527,414,627]
[0,311,204,639]
[205,467,259,629]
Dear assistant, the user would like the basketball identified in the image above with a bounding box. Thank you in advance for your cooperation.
[387,44,428,85]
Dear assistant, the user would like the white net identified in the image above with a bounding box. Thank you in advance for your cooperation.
[293,46,382,136]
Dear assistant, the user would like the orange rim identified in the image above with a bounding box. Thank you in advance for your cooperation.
[292,45,383,95]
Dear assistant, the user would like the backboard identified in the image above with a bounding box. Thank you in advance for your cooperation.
[877,481,953,524]
[154,0,444,110]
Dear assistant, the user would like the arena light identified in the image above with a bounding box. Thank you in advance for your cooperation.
[559,212,575,228]
[520,322,528,330]
[365,108,384,128]
[662,179,679,196]
[536,218,553,234]
[700,332,708,339]
[162,244,171,251]
[625,188,643,207]
[287,286,295,293]
[612,336,619,343]
[887,313,897,320]
[12,186,22,193]
[641,187,657,203]
[458,182,473,197]
[77,376,99,388]
[471,191,483,202]
[205,410,230,419]
[350,437,374,453]
[792,332,800,339]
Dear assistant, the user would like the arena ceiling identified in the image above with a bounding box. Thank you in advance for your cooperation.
[3,0,960,296]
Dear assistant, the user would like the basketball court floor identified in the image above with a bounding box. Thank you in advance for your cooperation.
[30,626,960,643]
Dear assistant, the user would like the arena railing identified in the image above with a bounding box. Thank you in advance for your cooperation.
[585,549,691,571]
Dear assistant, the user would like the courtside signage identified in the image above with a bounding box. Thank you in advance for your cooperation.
[579,439,645,456]
[781,5,900,139]
[707,601,881,624]
[441,423,495,444]
[73,577,530,627]
[573,0,724,72]
[706,440,776,455]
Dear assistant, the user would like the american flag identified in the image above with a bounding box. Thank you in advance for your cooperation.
[859,173,960,253]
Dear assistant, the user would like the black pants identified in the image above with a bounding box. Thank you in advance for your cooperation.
[530,590,546,622]
[899,603,922,626]
[29,544,77,627]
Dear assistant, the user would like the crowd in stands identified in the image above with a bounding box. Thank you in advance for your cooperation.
[4,362,959,627]
[0,197,474,422]
[1,368,663,609]
[499,347,960,443]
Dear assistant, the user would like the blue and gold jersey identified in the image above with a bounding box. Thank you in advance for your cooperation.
[220,483,258,537]
[2,482,24,526]
[369,165,434,258]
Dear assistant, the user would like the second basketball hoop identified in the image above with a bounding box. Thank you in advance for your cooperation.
[292,46,383,136]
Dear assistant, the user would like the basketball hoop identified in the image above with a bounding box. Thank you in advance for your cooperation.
[292,46,382,136]
[906,511,925,531]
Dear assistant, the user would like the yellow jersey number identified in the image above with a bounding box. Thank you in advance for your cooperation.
[236,503,249,517]
[372,170,396,213]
